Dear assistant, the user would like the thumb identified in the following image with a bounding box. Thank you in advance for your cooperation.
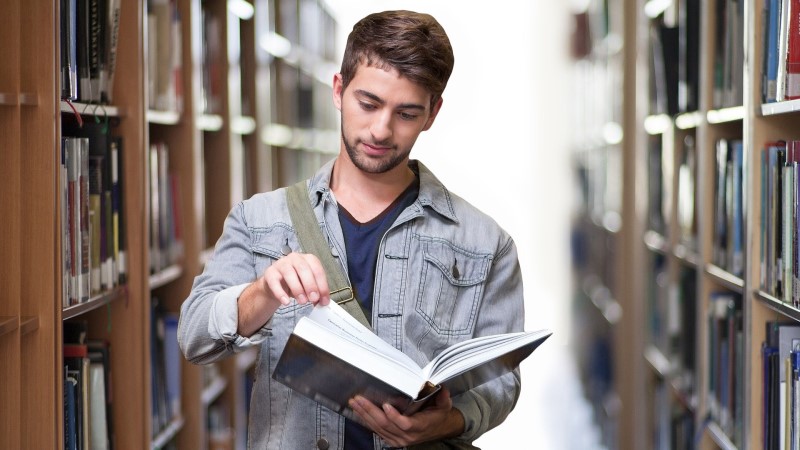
[435,387,453,409]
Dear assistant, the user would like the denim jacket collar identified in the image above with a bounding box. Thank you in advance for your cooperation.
[307,158,459,224]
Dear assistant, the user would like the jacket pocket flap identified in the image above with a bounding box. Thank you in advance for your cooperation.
[422,242,490,287]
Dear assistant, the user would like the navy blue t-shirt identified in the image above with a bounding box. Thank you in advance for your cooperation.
[339,178,419,449]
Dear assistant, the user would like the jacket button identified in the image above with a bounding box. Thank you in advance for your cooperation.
[316,438,330,449]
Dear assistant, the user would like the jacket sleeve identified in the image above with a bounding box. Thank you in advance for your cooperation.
[177,202,272,365]
[449,235,526,443]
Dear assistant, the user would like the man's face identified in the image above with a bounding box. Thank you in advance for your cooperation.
[333,64,441,174]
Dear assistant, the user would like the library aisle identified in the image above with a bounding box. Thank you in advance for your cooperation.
[474,282,607,450]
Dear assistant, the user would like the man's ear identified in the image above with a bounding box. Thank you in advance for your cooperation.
[332,73,344,111]
[422,97,444,131]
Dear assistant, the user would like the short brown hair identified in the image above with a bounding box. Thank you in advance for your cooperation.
[339,10,455,108]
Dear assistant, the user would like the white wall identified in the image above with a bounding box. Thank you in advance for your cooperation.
[322,2,578,447]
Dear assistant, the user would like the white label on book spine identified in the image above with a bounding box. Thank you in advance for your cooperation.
[787,74,800,99]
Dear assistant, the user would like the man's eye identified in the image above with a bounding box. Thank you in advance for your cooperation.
[360,102,377,111]
[399,112,418,121]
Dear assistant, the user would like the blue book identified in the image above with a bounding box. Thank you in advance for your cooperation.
[64,374,77,450]
[765,0,781,103]
[732,140,744,277]
[163,313,182,418]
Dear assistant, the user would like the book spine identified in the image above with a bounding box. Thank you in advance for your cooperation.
[103,0,121,103]
[87,0,103,102]
[89,155,103,295]
[788,0,800,98]
[66,138,81,305]
[61,0,78,100]
[79,138,91,301]
[778,0,792,101]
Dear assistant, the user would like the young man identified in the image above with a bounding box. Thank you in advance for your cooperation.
[179,10,526,449]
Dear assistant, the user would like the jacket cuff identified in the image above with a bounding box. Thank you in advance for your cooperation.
[451,392,488,442]
[209,283,271,350]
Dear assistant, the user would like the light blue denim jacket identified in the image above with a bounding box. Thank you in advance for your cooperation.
[178,159,525,450]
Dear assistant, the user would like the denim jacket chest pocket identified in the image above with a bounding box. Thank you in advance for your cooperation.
[409,237,492,337]
[250,224,311,317]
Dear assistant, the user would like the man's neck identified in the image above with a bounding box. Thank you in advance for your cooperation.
[330,155,416,223]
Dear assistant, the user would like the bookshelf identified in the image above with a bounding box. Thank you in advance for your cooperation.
[569,0,646,449]
[0,0,338,448]
[572,0,800,449]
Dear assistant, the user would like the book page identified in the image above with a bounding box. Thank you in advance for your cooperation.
[305,302,420,374]
[423,329,552,385]
[293,313,424,397]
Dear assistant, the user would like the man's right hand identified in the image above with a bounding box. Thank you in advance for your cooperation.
[237,252,331,337]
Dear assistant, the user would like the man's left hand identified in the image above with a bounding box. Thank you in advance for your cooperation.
[348,387,465,447]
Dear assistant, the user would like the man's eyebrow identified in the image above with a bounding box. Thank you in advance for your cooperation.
[354,89,427,111]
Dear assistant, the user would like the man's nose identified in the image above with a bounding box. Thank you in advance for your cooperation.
[370,110,393,142]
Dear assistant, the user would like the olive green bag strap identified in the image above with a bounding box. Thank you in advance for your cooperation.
[286,181,372,329]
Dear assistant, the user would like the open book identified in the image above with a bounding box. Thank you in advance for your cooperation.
[272,301,552,419]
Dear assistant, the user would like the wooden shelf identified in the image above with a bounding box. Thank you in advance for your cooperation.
[755,290,800,323]
[62,286,127,320]
[197,114,224,132]
[584,279,622,326]
[149,265,183,290]
[0,317,18,337]
[644,114,671,135]
[230,115,256,135]
[704,264,744,293]
[674,111,704,130]
[60,101,123,117]
[19,316,39,336]
[706,106,744,124]
[201,375,228,407]
[643,230,668,254]
[151,414,185,450]
[147,109,181,125]
[644,345,672,378]
[760,98,800,116]
[673,243,700,267]
[705,420,737,450]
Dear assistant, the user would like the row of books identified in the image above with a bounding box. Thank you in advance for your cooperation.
[760,140,800,302]
[647,260,698,388]
[713,138,745,278]
[151,299,181,438]
[762,0,800,103]
[762,321,800,450]
[707,291,744,447]
[676,134,698,250]
[63,322,114,450]
[60,0,121,103]
[651,382,695,450]
[147,0,183,112]
[647,0,700,116]
[148,142,184,274]
[60,124,126,307]
[201,5,223,115]
[645,132,698,250]
[712,0,745,109]
[647,135,667,235]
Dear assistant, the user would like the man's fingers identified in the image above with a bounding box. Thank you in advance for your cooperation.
[264,252,329,305]
[300,253,331,303]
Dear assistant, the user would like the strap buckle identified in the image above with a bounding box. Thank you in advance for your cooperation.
[331,287,355,304]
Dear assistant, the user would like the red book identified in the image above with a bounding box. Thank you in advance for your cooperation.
[63,344,88,358]
[786,0,800,98]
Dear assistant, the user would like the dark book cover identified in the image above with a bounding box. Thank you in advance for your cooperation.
[61,0,78,100]
[272,329,550,420]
